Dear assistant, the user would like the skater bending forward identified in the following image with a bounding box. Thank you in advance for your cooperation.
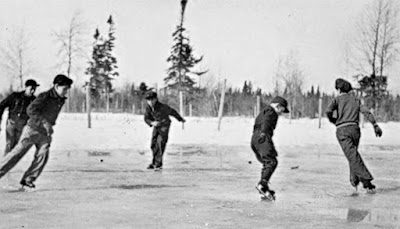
[251,96,289,201]
[144,91,185,171]
[0,74,73,191]
[326,78,382,193]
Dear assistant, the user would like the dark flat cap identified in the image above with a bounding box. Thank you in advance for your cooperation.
[335,78,352,93]
[271,96,289,113]
[53,74,73,86]
[144,91,157,100]
[25,79,40,87]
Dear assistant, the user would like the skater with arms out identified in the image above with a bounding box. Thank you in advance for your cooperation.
[144,91,185,171]
[326,78,382,194]
[0,75,73,191]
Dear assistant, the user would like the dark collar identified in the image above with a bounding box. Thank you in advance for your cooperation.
[267,105,278,116]
[49,88,67,100]
[17,91,31,98]
[150,101,161,111]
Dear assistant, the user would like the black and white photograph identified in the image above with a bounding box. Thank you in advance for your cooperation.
[0,0,400,228]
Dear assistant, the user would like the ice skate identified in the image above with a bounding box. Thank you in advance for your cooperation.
[256,184,275,201]
[19,180,36,192]
[154,166,163,171]
[365,184,376,194]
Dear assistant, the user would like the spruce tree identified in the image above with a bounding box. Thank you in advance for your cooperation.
[165,0,206,92]
[85,15,118,111]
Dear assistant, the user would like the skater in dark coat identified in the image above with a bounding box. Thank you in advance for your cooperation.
[326,78,382,193]
[144,91,185,171]
[0,75,73,191]
[251,96,289,200]
[0,79,39,155]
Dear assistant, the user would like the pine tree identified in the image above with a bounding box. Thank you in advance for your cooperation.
[86,28,107,100]
[85,15,119,112]
[242,81,248,95]
[104,15,119,111]
[165,0,206,92]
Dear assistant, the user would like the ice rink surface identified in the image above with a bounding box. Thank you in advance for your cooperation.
[1,113,399,228]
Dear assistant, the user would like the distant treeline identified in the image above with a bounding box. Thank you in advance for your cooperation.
[0,83,399,122]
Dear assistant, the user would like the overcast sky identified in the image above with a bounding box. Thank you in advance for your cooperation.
[0,0,399,94]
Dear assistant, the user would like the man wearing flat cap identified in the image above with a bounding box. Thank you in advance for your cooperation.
[143,91,185,171]
[0,79,40,155]
[326,78,382,194]
[0,74,73,191]
[252,96,289,201]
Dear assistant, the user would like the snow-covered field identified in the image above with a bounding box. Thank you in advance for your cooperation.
[50,113,398,151]
[0,113,399,228]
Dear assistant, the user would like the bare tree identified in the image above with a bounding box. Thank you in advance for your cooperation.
[274,51,305,119]
[53,11,89,111]
[53,11,89,78]
[347,0,400,113]
[355,0,400,76]
[0,26,33,90]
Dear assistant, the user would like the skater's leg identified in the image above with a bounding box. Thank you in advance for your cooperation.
[250,137,263,164]
[21,134,51,184]
[337,126,373,186]
[154,126,169,168]
[349,168,360,187]
[0,126,35,179]
[150,128,158,166]
[256,139,278,188]
[5,120,17,155]
[260,156,278,187]
[5,120,25,156]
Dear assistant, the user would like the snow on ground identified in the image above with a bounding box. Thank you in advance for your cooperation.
[0,113,399,228]
[43,113,399,152]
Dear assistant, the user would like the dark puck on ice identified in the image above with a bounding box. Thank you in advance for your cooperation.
[248,161,252,164]
[100,159,104,162]
[291,166,299,169]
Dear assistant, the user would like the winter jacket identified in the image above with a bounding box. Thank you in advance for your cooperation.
[0,91,36,124]
[144,101,184,127]
[26,88,66,133]
[325,93,376,128]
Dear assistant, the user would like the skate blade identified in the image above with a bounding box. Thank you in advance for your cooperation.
[256,186,275,201]
[366,189,376,194]
[19,186,35,192]
[261,194,275,202]
[350,186,359,197]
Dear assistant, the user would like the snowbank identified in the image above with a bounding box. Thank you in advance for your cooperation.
[1,112,397,152]
[49,113,399,152]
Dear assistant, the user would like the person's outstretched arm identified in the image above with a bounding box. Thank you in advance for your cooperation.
[359,101,382,137]
[167,106,185,123]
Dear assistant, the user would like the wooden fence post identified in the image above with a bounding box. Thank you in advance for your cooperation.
[217,79,227,131]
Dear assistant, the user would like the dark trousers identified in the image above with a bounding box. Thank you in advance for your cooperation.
[251,131,278,188]
[150,125,170,167]
[336,125,373,186]
[5,119,25,155]
[0,125,51,183]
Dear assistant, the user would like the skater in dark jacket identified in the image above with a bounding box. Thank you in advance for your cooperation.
[326,78,382,193]
[0,74,73,191]
[144,91,185,171]
[0,79,39,155]
[251,96,289,200]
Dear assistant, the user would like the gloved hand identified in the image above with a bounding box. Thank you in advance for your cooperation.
[258,132,266,143]
[43,121,54,136]
[374,124,382,137]
[181,118,186,123]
